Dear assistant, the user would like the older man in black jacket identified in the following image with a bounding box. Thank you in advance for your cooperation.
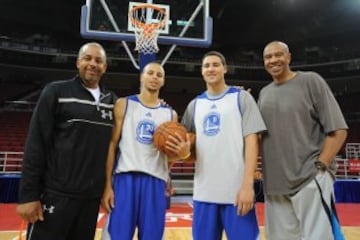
[16,42,117,240]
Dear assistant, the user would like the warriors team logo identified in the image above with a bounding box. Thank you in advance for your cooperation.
[136,119,156,144]
[203,112,220,136]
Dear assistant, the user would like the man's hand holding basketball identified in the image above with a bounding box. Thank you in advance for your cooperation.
[165,132,191,161]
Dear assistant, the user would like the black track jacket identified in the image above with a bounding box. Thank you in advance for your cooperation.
[18,76,117,203]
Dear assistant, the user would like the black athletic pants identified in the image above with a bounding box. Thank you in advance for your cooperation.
[26,192,100,240]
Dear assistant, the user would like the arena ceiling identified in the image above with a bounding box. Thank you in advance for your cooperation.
[1,0,360,96]
[211,0,360,48]
[1,0,360,51]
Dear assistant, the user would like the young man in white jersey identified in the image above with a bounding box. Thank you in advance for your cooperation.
[101,62,191,240]
[181,51,266,240]
[258,41,348,240]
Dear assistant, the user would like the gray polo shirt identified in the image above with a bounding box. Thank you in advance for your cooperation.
[258,71,348,195]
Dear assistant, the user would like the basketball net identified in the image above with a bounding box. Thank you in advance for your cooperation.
[129,4,167,55]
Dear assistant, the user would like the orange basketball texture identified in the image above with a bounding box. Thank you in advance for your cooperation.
[153,121,188,157]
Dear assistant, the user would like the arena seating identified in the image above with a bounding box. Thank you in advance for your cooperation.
[0,111,31,153]
[0,111,30,173]
[0,82,38,105]
[0,106,358,198]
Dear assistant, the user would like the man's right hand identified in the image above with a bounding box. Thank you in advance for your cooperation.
[101,186,115,213]
[17,201,44,223]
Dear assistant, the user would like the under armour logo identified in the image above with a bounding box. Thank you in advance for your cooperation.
[43,204,55,214]
[101,109,113,120]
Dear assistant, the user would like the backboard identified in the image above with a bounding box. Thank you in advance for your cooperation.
[80,0,212,48]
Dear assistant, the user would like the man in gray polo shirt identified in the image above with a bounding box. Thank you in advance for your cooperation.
[258,41,348,240]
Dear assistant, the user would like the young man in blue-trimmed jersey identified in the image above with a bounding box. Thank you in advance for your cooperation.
[101,62,191,240]
[181,51,266,240]
[16,42,117,240]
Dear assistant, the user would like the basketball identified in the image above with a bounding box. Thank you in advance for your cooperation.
[153,121,188,157]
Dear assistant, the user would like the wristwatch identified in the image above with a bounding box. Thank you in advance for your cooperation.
[314,160,327,171]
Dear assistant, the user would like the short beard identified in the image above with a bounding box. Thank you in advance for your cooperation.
[144,86,159,94]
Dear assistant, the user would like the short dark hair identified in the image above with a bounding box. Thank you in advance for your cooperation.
[78,42,107,62]
[141,61,165,75]
[202,51,227,66]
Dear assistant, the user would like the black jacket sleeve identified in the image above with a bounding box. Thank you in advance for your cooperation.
[18,84,57,203]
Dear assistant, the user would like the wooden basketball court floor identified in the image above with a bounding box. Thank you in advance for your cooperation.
[1,198,359,240]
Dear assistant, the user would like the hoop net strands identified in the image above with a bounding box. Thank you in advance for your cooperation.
[129,4,167,54]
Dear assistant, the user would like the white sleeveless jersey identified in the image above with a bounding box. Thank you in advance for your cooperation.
[194,88,245,204]
[114,95,173,181]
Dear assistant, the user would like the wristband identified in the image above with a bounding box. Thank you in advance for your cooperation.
[180,152,191,160]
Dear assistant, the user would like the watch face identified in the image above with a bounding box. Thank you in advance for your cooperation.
[315,161,326,171]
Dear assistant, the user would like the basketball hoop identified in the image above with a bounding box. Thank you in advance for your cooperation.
[129,4,167,55]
